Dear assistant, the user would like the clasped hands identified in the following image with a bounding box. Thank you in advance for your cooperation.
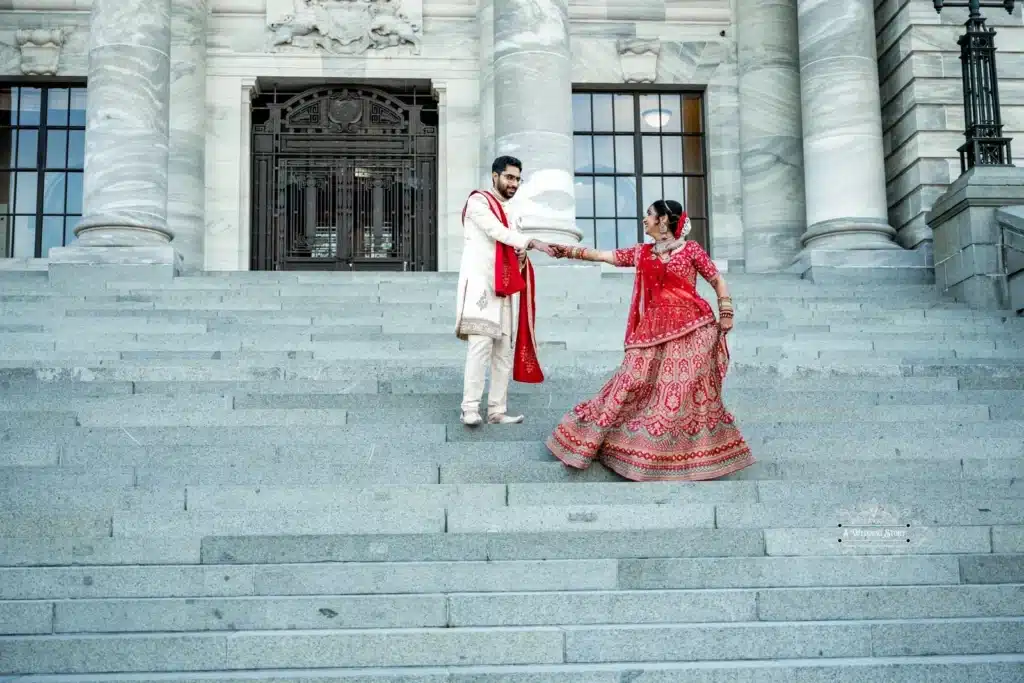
[520,240,572,259]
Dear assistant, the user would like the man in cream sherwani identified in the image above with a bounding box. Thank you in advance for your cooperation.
[456,155,554,426]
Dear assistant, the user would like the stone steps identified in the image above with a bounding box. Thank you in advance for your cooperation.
[6,585,1024,633]
[0,269,1020,677]
[2,619,1023,674]
[5,660,1024,683]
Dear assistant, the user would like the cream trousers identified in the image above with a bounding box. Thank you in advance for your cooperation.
[461,333,513,416]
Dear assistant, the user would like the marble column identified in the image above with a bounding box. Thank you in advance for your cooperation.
[492,0,581,244]
[796,0,899,252]
[738,0,806,271]
[478,0,496,188]
[168,0,208,272]
[49,0,177,284]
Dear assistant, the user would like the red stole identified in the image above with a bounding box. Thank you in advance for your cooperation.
[461,190,544,383]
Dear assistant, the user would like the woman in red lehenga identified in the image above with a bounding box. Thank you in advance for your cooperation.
[546,199,755,482]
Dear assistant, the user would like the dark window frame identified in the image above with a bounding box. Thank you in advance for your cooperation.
[1,80,87,258]
[571,87,710,253]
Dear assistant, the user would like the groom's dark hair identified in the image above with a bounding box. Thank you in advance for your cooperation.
[492,155,522,174]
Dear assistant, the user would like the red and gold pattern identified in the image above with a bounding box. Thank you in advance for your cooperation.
[615,241,721,350]
[546,322,754,481]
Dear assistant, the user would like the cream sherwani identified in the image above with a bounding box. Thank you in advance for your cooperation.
[456,190,531,416]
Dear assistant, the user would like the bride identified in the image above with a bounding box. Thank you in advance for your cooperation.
[546,199,755,482]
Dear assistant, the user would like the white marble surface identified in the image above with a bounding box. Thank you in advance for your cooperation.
[74,0,173,247]
[169,0,209,272]
[797,0,898,250]
[737,0,805,271]
[477,0,496,187]
[203,76,246,271]
[493,0,580,244]
[705,34,744,264]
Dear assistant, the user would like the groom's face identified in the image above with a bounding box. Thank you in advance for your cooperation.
[493,166,521,200]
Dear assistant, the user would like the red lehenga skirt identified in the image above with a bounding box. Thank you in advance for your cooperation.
[546,322,755,482]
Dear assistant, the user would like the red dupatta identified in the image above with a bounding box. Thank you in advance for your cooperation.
[461,190,544,383]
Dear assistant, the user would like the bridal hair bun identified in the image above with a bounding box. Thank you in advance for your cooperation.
[674,212,691,239]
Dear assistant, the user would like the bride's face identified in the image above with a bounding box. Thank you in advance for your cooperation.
[642,206,666,240]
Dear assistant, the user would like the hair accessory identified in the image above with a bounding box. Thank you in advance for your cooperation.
[674,212,691,240]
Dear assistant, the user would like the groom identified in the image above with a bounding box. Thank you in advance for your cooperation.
[456,155,554,426]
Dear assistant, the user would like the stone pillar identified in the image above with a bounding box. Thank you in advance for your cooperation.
[795,0,898,254]
[492,0,581,244]
[478,0,496,188]
[738,0,806,272]
[168,0,208,273]
[49,0,178,286]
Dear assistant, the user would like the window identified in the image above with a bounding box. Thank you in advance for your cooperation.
[0,84,86,258]
[572,91,708,252]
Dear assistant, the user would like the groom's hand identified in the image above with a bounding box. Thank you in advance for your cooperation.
[527,239,557,257]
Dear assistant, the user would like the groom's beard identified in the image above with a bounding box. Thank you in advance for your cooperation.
[495,181,516,200]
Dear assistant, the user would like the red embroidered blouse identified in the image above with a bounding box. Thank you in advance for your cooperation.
[612,240,721,349]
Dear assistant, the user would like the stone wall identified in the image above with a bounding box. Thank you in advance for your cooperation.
[876,0,1024,250]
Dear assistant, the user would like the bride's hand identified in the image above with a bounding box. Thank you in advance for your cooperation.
[720,316,734,334]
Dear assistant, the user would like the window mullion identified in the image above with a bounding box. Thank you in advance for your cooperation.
[34,87,49,258]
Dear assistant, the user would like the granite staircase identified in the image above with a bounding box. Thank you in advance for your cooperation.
[1,265,1023,682]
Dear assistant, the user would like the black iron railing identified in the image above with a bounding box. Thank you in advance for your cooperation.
[933,0,1016,173]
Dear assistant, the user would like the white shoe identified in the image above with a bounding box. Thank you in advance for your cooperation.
[461,411,483,426]
[488,413,524,424]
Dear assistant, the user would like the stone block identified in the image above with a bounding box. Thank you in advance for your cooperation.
[758,584,1024,621]
[0,633,226,674]
[564,622,872,662]
[506,482,756,506]
[0,512,112,538]
[54,594,447,633]
[112,508,445,538]
[185,484,504,512]
[448,589,756,626]
[795,247,935,284]
[718,500,1024,529]
[0,564,254,600]
[618,556,960,589]
[223,628,564,668]
[47,245,182,289]
[959,554,1024,584]
[0,600,52,635]
[253,560,618,595]
[447,504,715,533]
[927,166,1024,308]
[0,537,200,567]
[871,619,1024,657]
[201,529,763,565]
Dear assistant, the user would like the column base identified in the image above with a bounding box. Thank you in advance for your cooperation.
[517,215,584,247]
[47,245,182,289]
[800,217,901,251]
[791,246,934,285]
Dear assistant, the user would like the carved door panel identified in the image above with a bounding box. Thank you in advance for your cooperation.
[251,84,437,271]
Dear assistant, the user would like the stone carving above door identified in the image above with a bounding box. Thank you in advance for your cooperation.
[266,0,423,55]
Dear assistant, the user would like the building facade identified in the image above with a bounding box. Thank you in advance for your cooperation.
[0,0,1020,277]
